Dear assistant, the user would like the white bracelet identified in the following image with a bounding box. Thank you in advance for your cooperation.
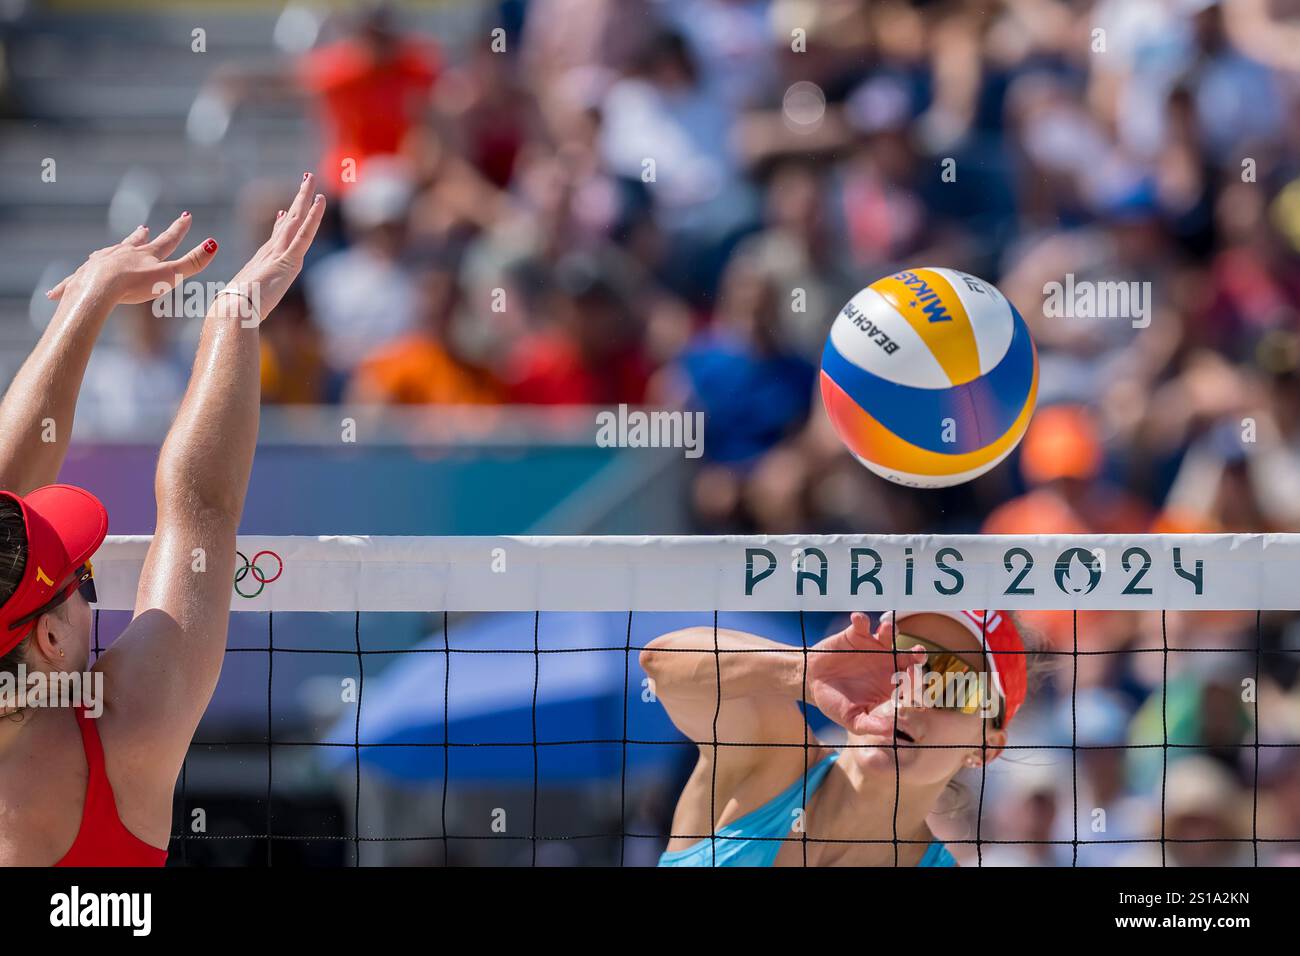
[214,287,262,327]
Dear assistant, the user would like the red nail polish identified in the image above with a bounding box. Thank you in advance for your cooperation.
[277,210,285,218]
[181,210,190,218]
[303,172,310,180]
[203,239,218,254]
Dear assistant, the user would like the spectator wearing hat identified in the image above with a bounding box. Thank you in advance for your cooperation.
[1121,756,1253,866]
[983,404,1147,535]
[979,762,1073,867]
[1126,658,1254,795]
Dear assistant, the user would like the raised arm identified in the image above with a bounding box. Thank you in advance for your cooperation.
[641,627,810,753]
[642,613,927,750]
[96,175,326,797]
[0,215,216,493]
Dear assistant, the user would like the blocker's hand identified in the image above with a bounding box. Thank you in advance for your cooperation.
[222,172,326,322]
[806,612,926,735]
[47,211,219,305]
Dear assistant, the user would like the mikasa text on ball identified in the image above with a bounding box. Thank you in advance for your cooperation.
[820,267,1038,489]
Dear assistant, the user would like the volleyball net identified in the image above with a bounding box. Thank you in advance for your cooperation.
[88,534,1300,866]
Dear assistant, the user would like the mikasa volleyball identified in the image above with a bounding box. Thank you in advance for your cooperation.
[820,267,1039,489]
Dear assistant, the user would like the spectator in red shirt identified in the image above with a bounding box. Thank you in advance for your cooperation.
[198,4,439,196]
[505,253,651,405]
[298,5,440,193]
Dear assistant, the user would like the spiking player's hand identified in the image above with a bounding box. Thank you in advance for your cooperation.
[806,612,927,735]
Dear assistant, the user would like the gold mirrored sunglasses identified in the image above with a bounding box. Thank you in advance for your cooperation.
[892,631,1004,726]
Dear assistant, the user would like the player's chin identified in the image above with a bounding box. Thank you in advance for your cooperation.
[846,736,923,770]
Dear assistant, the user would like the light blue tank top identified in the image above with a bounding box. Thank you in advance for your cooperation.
[658,751,957,867]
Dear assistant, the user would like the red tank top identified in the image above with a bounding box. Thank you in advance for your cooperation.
[53,708,168,867]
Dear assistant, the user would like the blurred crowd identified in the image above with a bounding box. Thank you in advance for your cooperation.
[75,0,1300,864]
[95,0,1300,539]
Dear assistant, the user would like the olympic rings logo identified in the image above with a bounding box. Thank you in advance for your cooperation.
[234,550,283,599]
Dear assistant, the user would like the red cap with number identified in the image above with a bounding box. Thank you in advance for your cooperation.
[0,485,108,656]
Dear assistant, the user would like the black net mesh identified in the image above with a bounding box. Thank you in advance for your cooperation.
[87,599,1300,867]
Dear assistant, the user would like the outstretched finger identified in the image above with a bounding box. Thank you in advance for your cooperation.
[145,211,193,259]
[905,643,927,663]
[124,224,151,247]
[150,237,219,291]
[846,611,889,652]
[286,193,326,259]
[849,611,875,638]
[46,274,74,301]
[276,172,316,243]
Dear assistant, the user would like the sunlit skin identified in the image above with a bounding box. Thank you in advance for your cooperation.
[831,613,1005,785]
[0,172,326,865]
[44,579,93,674]
[642,612,1009,866]
[0,574,93,721]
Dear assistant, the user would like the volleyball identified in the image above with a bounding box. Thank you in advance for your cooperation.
[820,267,1038,488]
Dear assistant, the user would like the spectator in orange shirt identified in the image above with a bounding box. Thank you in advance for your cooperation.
[347,256,501,406]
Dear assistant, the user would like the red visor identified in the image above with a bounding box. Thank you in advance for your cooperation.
[0,485,108,656]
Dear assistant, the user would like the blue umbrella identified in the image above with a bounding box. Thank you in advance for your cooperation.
[322,610,834,784]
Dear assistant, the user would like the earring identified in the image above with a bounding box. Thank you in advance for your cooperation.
[58,650,65,659]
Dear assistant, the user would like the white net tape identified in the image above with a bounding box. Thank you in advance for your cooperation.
[93,533,1300,612]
